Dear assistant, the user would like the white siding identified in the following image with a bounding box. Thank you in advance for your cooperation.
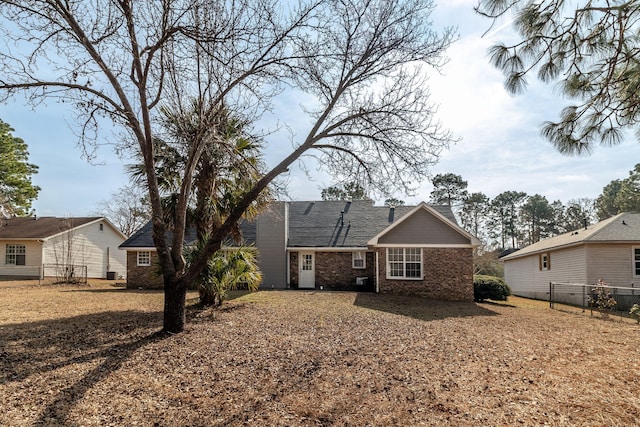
[0,240,43,277]
[585,244,635,288]
[43,220,126,279]
[504,246,586,300]
[583,244,640,310]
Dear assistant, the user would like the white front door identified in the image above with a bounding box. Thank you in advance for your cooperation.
[298,252,315,289]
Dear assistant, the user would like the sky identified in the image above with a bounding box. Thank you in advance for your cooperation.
[3,0,640,218]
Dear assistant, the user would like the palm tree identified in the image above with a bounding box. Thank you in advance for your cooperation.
[186,242,262,307]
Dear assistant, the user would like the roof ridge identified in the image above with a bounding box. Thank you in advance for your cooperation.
[584,212,625,241]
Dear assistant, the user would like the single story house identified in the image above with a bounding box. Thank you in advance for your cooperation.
[502,212,640,307]
[0,216,127,280]
[120,200,480,300]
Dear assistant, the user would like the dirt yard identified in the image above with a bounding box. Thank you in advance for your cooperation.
[0,280,638,426]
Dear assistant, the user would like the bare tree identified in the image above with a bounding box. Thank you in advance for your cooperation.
[0,0,455,332]
[50,219,87,284]
[95,184,151,237]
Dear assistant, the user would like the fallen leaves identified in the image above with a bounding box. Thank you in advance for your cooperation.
[0,283,639,426]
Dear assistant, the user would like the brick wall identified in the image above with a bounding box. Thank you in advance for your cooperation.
[126,251,163,289]
[289,251,374,291]
[315,251,374,291]
[375,247,473,301]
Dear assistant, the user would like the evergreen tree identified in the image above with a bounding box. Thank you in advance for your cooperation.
[0,120,39,216]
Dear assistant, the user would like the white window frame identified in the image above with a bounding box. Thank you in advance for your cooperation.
[137,251,151,267]
[633,247,640,277]
[352,251,366,269]
[386,247,422,280]
[5,244,26,266]
[540,252,550,271]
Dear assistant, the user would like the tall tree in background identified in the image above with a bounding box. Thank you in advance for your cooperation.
[563,198,596,231]
[594,164,640,220]
[460,192,489,239]
[429,173,468,206]
[384,197,405,207]
[476,1,640,155]
[0,120,39,216]
[519,194,554,245]
[96,184,151,237]
[596,180,623,220]
[0,0,455,333]
[321,182,370,201]
[614,164,640,214]
[489,191,527,249]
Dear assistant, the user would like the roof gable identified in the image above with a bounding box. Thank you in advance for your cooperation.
[0,216,122,240]
[367,202,479,246]
[502,212,640,260]
[119,201,471,250]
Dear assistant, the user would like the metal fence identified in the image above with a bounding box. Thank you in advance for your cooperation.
[549,282,640,318]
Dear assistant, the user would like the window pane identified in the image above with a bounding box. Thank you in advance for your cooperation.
[406,248,420,262]
[389,262,403,277]
[388,248,403,262]
[406,262,421,278]
[138,251,151,266]
[302,254,313,271]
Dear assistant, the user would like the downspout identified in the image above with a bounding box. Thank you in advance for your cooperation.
[375,250,379,293]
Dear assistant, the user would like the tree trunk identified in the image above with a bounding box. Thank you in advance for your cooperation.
[163,279,187,333]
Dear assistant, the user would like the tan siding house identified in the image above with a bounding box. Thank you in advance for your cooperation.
[0,216,127,280]
[503,213,640,302]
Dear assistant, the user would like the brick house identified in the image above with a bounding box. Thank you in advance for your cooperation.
[120,200,479,300]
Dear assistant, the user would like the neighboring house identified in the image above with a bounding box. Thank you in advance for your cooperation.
[502,212,640,304]
[0,216,127,280]
[120,200,480,300]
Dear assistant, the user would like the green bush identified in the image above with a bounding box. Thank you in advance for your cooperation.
[474,275,511,302]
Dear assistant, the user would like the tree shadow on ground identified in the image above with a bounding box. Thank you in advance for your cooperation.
[0,310,168,425]
[353,293,501,322]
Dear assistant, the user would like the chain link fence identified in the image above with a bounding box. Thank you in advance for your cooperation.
[549,281,640,320]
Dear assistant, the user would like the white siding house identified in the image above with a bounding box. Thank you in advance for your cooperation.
[503,213,640,304]
[0,216,127,280]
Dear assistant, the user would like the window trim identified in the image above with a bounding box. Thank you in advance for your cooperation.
[633,247,640,277]
[539,252,550,271]
[137,251,151,267]
[352,251,366,269]
[386,247,423,280]
[5,244,26,266]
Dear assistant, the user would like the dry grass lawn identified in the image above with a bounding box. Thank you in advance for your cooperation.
[0,280,639,426]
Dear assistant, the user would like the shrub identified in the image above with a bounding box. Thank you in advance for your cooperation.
[185,242,262,307]
[474,275,511,302]
[630,304,640,323]
[588,278,617,318]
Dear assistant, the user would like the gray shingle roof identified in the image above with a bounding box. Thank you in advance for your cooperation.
[286,200,456,247]
[119,201,456,249]
[502,212,640,260]
[119,219,255,249]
